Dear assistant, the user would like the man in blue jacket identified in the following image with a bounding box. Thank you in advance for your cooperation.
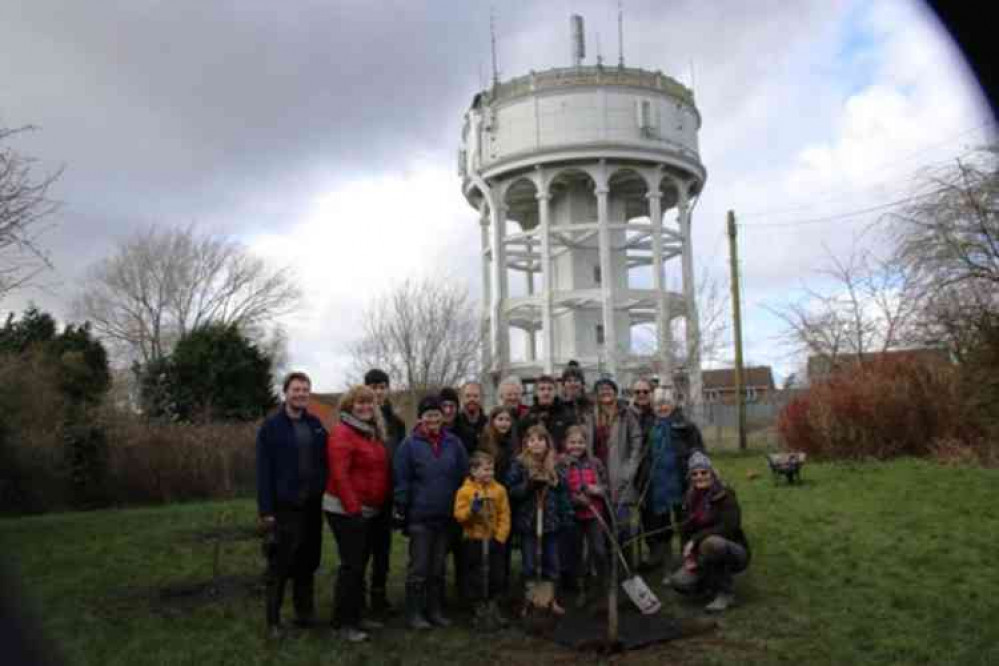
[256,371,329,639]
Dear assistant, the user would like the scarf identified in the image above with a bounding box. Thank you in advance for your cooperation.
[339,411,376,438]
[415,422,444,457]
[685,478,724,529]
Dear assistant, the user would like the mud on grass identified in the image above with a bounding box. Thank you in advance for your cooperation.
[99,573,264,619]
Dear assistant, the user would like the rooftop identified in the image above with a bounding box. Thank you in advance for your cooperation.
[480,65,696,108]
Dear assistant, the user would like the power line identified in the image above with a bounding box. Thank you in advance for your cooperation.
[738,184,951,230]
[739,121,995,220]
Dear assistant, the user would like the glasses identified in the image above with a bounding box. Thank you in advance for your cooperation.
[634,389,650,395]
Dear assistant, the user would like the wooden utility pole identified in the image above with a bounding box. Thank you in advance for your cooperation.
[727,211,747,451]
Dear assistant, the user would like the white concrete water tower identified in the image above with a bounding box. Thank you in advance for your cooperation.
[459,15,706,407]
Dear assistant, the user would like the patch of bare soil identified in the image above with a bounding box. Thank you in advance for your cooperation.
[102,573,264,619]
[153,574,263,616]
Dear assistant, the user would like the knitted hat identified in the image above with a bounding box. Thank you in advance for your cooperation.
[417,395,443,418]
[562,361,585,383]
[687,451,713,475]
[438,387,460,406]
[594,376,619,394]
[363,368,390,386]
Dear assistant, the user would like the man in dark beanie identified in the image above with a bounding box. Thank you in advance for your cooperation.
[560,361,591,427]
[439,386,460,431]
[363,368,407,617]
[394,395,469,629]
[256,371,328,639]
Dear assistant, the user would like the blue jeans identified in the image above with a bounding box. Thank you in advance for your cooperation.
[521,531,559,581]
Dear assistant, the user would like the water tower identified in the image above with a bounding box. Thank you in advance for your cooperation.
[458,14,706,409]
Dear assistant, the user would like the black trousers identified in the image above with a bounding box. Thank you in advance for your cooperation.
[327,513,376,628]
[368,508,392,594]
[560,519,609,585]
[462,539,507,603]
[446,520,467,602]
[264,497,322,627]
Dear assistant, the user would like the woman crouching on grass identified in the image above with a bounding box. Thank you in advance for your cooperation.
[324,385,390,643]
[667,452,751,612]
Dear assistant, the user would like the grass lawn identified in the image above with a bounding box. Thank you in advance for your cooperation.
[1,452,997,666]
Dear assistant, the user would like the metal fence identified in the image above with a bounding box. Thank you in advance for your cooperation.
[695,391,797,451]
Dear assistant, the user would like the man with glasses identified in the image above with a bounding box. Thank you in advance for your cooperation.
[630,378,661,569]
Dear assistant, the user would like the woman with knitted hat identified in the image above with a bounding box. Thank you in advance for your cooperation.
[393,395,469,630]
[667,451,751,612]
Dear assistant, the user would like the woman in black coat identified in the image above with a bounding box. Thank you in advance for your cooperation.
[667,451,750,612]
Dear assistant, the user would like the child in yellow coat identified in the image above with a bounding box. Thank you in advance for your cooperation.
[454,451,511,628]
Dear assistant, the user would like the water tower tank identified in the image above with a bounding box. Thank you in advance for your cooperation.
[459,32,706,407]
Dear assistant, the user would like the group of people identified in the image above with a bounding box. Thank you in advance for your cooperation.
[255,364,751,642]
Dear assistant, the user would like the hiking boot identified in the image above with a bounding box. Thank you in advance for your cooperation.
[405,583,433,630]
[338,627,369,643]
[426,590,453,628]
[705,591,735,613]
[358,619,384,631]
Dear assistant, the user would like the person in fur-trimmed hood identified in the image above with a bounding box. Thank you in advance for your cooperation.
[585,377,643,510]
[668,452,751,613]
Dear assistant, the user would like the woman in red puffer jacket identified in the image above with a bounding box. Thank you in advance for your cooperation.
[323,385,390,643]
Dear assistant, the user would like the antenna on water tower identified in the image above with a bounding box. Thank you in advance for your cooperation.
[490,8,499,86]
[617,0,625,67]
[596,32,603,66]
[570,14,585,67]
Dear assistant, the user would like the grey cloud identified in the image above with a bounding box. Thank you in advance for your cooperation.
[1,0,989,387]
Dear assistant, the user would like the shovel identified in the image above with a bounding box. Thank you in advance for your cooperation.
[589,496,662,615]
[525,487,556,610]
[475,495,499,629]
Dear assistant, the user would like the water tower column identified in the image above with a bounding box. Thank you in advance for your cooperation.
[596,182,618,378]
[679,187,703,415]
[537,189,555,374]
[648,191,673,384]
[479,201,493,380]
[490,202,509,375]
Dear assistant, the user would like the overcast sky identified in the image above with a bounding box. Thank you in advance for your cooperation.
[2,0,994,390]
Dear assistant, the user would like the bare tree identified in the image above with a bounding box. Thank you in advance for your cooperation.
[890,144,999,358]
[0,126,61,301]
[74,225,301,364]
[349,277,482,400]
[633,268,731,370]
[767,245,923,372]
